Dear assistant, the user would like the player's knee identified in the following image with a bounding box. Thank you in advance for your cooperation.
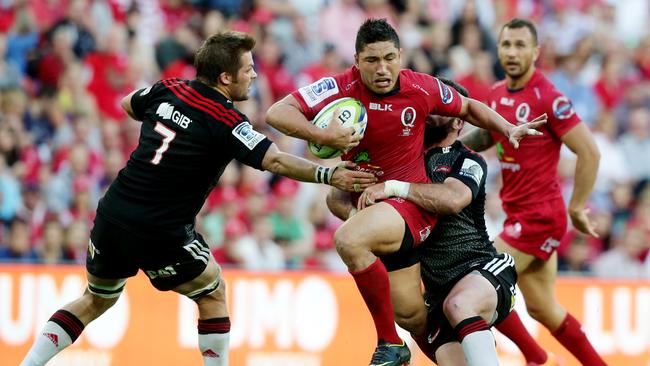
[333,225,360,255]
[525,302,550,323]
[442,294,468,325]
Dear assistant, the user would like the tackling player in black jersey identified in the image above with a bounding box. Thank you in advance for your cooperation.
[330,79,518,366]
[20,31,376,366]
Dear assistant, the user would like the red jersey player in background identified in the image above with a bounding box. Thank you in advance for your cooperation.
[462,19,606,366]
[266,18,544,366]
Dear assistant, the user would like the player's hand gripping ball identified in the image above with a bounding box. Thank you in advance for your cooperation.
[309,97,368,159]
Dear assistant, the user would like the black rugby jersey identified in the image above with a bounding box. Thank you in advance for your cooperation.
[418,141,497,289]
[98,78,272,234]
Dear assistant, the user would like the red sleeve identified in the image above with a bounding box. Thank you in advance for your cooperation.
[427,75,463,117]
[290,70,351,120]
[546,89,582,138]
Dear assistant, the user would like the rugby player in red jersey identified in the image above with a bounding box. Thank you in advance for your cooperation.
[462,18,606,366]
[266,18,544,366]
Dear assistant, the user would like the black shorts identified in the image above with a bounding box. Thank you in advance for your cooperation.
[423,253,517,354]
[87,213,211,291]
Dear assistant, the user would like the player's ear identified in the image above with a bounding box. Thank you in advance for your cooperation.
[218,72,232,86]
[354,53,359,67]
[533,45,541,62]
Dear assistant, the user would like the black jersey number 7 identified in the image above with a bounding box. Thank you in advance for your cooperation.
[151,122,176,165]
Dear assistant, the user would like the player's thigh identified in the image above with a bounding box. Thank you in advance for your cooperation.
[335,202,405,254]
[493,236,536,274]
[435,342,468,366]
[388,263,426,334]
[443,271,497,327]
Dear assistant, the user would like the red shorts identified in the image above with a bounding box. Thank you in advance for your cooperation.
[499,198,568,261]
[384,197,438,247]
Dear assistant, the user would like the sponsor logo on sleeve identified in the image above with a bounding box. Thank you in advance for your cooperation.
[232,122,266,150]
[552,96,575,120]
[435,78,454,105]
[297,77,339,108]
[459,158,484,185]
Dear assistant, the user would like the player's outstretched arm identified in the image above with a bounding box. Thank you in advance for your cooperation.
[266,95,360,151]
[561,122,601,237]
[357,178,472,214]
[261,144,376,192]
[459,97,545,148]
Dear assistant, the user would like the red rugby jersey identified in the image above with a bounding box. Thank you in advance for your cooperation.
[487,69,581,208]
[292,66,462,184]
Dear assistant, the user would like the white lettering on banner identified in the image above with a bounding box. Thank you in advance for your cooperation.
[0,274,35,345]
[585,286,650,356]
[614,287,650,354]
[584,286,615,354]
[0,273,129,349]
[293,277,338,352]
[178,276,338,352]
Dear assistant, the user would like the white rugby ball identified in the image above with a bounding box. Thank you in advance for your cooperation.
[308,97,367,159]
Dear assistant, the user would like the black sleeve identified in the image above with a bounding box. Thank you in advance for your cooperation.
[227,121,273,170]
[130,82,162,120]
[448,152,487,199]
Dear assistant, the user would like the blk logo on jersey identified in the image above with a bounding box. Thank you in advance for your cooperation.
[552,96,575,120]
[500,97,514,106]
[156,102,192,128]
[369,102,392,111]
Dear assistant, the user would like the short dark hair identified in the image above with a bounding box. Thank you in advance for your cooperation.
[438,77,469,98]
[501,18,538,45]
[194,31,256,86]
[355,18,400,54]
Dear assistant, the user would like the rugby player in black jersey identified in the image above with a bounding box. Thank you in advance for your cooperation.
[329,79,517,366]
[20,31,376,366]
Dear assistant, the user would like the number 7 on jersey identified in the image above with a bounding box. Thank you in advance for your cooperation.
[151,122,176,165]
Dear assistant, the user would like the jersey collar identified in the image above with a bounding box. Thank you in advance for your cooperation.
[190,79,230,103]
[426,140,462,154]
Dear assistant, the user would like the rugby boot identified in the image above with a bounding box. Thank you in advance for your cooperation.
[369,340,411,366]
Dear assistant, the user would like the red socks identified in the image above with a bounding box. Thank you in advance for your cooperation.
[350,258,401,344]
[552,313,607,366]
[496,311,547,364]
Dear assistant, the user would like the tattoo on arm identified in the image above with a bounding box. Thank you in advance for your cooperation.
[461,129,494,152]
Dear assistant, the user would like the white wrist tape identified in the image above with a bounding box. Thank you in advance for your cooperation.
[315,165,337,185]
[384,180,410,198]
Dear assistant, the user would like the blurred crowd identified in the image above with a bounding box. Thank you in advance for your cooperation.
[0,0,649,278]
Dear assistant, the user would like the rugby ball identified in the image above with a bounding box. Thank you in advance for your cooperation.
[308,97,367,159]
